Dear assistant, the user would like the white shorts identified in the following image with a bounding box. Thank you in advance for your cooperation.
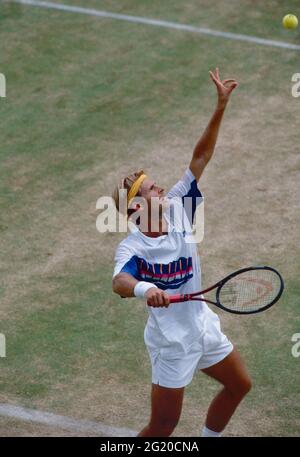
[146,312,233,389]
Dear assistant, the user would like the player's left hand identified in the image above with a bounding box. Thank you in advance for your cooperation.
[209,67,238,107]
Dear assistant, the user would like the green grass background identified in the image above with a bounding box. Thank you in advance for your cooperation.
[0,0,299,436]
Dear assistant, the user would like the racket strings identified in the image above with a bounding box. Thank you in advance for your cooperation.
[219,269,282,312]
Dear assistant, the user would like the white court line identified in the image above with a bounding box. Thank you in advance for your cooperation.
[0,403,137,437]
[10,0,300,51]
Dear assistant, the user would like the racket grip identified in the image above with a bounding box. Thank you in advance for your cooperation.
[169,294,190,303]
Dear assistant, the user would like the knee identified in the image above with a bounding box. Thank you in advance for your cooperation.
[243,375,252,395]
[234,375,252,398]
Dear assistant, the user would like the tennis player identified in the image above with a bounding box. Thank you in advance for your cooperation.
[112,68,252,437]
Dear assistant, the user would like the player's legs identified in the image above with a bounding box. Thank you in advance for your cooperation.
[137,383,185,437]
[201,347,252,433]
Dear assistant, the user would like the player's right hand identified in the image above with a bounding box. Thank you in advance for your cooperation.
[146,288,170,308]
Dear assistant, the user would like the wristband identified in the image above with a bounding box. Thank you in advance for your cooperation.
[134,281,157,298]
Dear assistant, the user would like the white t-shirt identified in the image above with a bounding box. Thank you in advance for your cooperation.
[113,168,210,355]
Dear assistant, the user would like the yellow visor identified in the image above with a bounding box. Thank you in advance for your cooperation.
[127,173,147,206]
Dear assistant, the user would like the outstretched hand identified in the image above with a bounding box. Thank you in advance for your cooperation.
[209,67,238,108]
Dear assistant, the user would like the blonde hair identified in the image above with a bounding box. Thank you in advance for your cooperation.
[112,170,145,216]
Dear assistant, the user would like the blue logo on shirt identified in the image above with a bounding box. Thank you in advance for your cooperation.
[138,256,193,290]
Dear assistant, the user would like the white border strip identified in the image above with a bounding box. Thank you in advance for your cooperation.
[0,403,137,437]
[10,0,300,51]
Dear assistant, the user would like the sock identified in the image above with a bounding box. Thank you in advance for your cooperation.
[201,425,222,437]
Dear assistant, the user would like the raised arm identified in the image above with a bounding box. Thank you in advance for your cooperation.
[189,67,238,182]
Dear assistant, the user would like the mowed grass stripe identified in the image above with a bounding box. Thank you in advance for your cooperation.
[10,0,300,50]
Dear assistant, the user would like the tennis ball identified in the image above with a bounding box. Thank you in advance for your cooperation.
[282,14,298,29]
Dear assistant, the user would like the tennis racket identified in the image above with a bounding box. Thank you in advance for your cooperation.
[168,266,284,315]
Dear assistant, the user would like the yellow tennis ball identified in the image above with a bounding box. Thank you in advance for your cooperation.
[282,14,298,29]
